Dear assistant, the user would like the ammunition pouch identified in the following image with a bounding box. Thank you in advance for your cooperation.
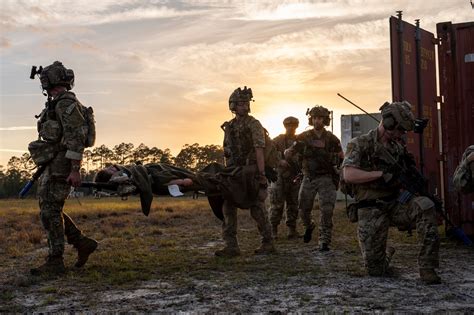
[28,140,59,166]
[346,200,380,223]
[346,203,359,223]
[39,119,61,142]
[346,195,398,223]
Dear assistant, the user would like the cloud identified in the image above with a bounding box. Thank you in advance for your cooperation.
[0,126,37,131]
[0,1,208,30]
[0,37,11,49]
[0,149,28,153]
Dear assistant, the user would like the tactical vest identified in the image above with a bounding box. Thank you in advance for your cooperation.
[350,130,406,200]
[298,129,340,176]
[29,92,96,165]
[37,92,96,148]
[223,119,254,167]
[222,116,279,168]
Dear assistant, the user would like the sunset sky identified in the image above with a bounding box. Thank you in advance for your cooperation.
[0,0,472,166]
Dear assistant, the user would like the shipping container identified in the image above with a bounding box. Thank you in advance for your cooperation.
[340,113,382,152]
[437,21,474,235]
[389,15,441,197]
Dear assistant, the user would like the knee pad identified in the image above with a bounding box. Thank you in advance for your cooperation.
[412,197,435,211]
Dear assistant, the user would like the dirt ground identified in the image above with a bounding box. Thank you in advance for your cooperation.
[1,197,473,312]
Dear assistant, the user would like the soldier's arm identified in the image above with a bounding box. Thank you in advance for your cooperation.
[283,134,304,160]
[250,119,266,176]
[255,147,265,175]
[341,140,382,184]
[343,167,383,184]
[56,99,86,186]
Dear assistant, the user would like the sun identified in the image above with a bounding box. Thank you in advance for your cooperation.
[256,103,310,138]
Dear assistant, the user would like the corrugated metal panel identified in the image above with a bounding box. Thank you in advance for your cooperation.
[389,16,441,196]
[437,21,474,235]
[340,114,382,151]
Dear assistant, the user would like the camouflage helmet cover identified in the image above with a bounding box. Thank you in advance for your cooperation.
[283,116,299,126]
[307,105,330,126]
[380,101,415,131]
[40,61,75,91]
[308,105,330,118]
[229,86,253,111]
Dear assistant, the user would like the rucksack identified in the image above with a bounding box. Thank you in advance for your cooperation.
[80,104,96,148]
[61,93,96,148]
[263,128,280,170]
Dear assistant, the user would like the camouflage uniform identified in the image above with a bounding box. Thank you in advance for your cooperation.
[221,115,273,251]
[37,91,90,258]
[453,145,474,194]
[342,128,440,276]
[269,133,300,233]
[294,129,342,247]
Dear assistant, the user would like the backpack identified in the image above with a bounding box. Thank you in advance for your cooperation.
[80,105,96,148]
[62,93,96,148]
[263,128,280,170]
[222,120,280,170]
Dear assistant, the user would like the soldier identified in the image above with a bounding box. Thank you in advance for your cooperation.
[29,61,98,276]
[269,116,301,239]
[453,145,474,194]
[341,101,441,284]
[216,86,275,257]
[285,106,343,251]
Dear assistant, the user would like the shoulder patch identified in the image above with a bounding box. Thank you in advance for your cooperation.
[65,103,77,115]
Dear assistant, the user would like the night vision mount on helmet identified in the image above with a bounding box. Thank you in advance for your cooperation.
[306,105,331,126]
[30,61,75,92]
[229,86,254,112]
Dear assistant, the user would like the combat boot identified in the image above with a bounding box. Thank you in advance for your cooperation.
[287,227,301,240]
[254,242,276,255]
[303,223,316,243]
[419,268,441,285]
[385,246,396,265]
[30,255,66,276]
[74,236,98,268]
[319,243,330,252]
[272,225,278,239]
[214,246,241,258]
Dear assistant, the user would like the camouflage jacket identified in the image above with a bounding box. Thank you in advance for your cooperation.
[342,128,409,201]
[293,129,342,177]
[37,91,87,161]
[453,145,474,194]
[222,115,265,167]
[273,133,299,178]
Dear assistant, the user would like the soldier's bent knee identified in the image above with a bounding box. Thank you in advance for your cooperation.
[412,196,435,211]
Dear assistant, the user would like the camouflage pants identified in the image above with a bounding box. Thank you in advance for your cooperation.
[269,176,300,228]
[357,196,440,275]
[298,175,337,245]
[38,179,83,257]
[222,199,273,249]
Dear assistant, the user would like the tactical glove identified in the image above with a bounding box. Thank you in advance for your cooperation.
[265,167,278,183]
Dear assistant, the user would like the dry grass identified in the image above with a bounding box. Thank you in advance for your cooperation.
[0,196,455,312]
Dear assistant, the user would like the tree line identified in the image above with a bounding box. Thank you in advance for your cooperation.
[0,142,224,198]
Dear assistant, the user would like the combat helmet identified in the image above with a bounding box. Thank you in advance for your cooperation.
[307,105,330,126]
[229,86,253,112]
[39,61,75,91]
[283,116,299,127]
[380,101,415,131]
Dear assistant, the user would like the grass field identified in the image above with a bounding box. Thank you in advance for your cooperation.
[1,196,473,312]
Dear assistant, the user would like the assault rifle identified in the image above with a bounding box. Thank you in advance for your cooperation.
[19,171,119,198]
[379,147,473,246]
[338,93,473,246]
